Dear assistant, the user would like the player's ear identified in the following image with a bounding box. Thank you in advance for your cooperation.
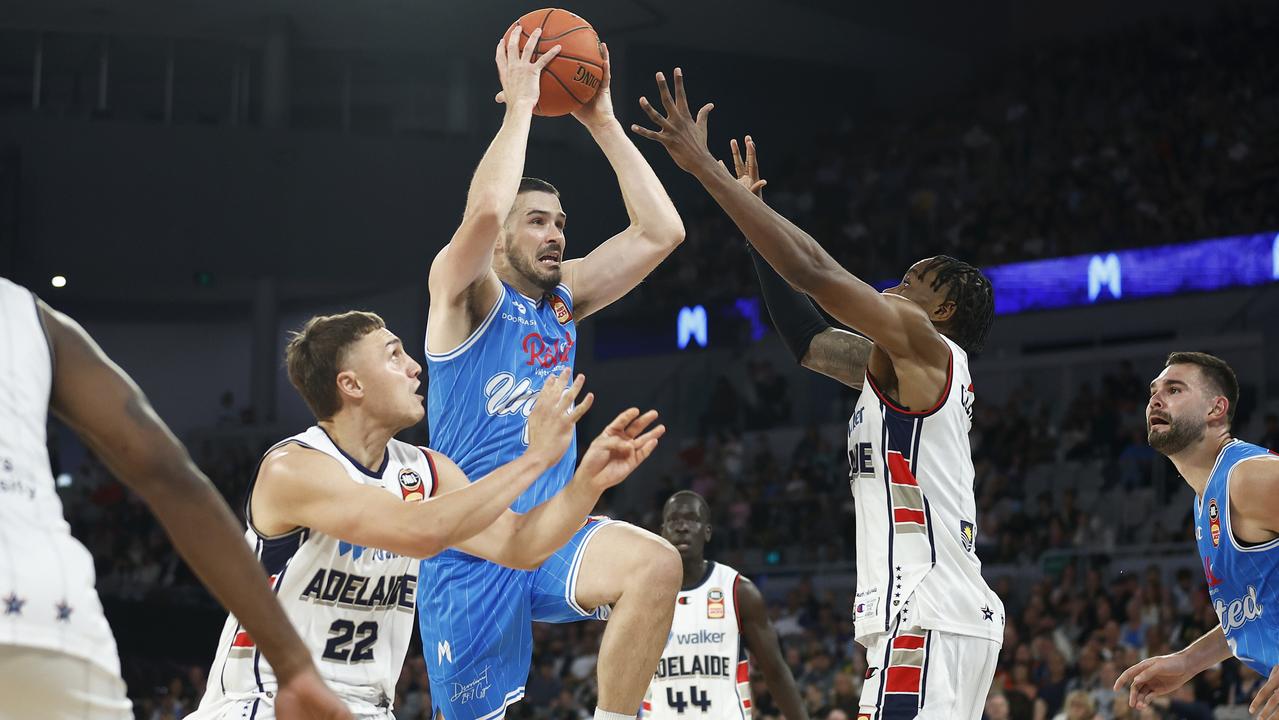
[335,369,364,402]
[933,299,957,323]
[1209,395,1229,423]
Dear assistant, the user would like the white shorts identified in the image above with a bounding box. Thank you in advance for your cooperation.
[0,644,133,720]
[857,626,999,720]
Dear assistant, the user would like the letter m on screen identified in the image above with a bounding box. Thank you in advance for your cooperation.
[678,305,708,349]
[1088,253,1122,301]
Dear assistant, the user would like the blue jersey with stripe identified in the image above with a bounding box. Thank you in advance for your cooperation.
[424,281,577,518]
[1194,439,1279,676]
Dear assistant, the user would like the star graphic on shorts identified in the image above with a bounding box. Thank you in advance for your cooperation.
[3,593,24,616]
[981,604,994,621]
[55,600,73,622]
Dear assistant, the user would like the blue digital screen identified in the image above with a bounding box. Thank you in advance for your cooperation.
[596,231,1279,360]
[984,231,1279,315]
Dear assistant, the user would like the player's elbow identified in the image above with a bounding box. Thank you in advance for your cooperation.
[642,217,685,251]
[408,527,448,559]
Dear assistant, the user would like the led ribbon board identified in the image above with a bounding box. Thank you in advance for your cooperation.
[978,232,1278,315]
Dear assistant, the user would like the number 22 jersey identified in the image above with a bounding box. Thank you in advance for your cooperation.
[191,426,437,717]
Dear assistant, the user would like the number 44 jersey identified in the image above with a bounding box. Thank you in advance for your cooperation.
[191,426,437,718]
[642,562,751,719]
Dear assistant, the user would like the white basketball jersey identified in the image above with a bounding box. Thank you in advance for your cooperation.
[642,561,751,720]
[0,278,122,676]
[192,426,437,716]
[846,337,1003,644]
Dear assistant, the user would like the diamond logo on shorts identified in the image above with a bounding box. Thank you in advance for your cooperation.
[450,666,491,704]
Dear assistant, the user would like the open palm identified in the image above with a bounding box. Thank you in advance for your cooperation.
[577,408,665,491]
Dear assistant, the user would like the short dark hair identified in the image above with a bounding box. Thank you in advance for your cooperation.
[919,255,995,354]
[1165,351,1239,425]
[518,177,559,196]
[285,311,386,420]
[665,490,710,521]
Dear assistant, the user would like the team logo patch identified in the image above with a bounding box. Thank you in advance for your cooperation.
[707,588,725,619]
[399,467,425,502]
[549,294,572,325]
[1208,498,1220,547]
[960,520,975,553]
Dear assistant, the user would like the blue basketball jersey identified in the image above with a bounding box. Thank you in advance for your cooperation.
[1194,439,1279,676]
[425,280,578,516]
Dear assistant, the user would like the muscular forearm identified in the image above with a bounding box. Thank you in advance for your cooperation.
[138,463,316,682]
[693,161,838,292]
[427,453,554,550]
[590,121,684,242]
[501,477,601,566]
[1177,625,1233,673]
[465,101,536,218]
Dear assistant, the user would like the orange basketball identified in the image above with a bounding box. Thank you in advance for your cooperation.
[507,8,604,117]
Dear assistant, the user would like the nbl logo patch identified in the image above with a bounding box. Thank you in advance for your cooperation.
[549,294,572,325]
[1208,498,1220,547]
[399,468,425,502]
[707,588,725,619]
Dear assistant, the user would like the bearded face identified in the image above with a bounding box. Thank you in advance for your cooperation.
[1147,397,1209,456]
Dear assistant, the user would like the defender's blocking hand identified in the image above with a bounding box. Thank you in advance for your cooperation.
[630,68,717,174]
[576,408,665,492]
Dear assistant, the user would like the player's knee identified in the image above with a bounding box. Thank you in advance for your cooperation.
[639,536,682,598]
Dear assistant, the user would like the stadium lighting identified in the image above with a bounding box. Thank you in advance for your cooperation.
[51,275,67,288]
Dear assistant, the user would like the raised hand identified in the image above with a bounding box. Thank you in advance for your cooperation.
[1113,654,1195,710]
[526,368,593,463]
[494,27,561,108]
[575,408,665,492]
[629,68,717,175]
[571,42,615,130]
[274,666,353,720]
[1252,665,1279,719]
[728,135,767,196]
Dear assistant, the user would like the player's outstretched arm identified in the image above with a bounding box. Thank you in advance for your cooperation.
[428,29,561,323]
[39,302,352,720]
[1114,624,1231,710]
[559,46,685,320]
[631,70,941,363]
[253,368,589,560]
[438,406,664,569]
[737,577,810,720]
[730,136,871,389]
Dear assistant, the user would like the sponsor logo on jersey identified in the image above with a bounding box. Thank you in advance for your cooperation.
[549,294,572,325]
[707,588,725,619]
[960,520,976,553]
[501,311,537,327]
[1203,556,1224,588]
[670,629,726,645]
[398,468,424,502]
[677,596,691,605]
[962,382,976,421]
[522,332,574,368]
[1208,499,1221,547]
[512,301,526,314]
[450,666,491,704]
[1215,585,1263,634]
[437,641,453,664]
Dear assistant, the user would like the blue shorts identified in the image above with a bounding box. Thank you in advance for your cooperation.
[417,517,616,720]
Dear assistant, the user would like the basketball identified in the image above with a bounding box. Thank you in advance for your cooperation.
[507,8,604,117]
